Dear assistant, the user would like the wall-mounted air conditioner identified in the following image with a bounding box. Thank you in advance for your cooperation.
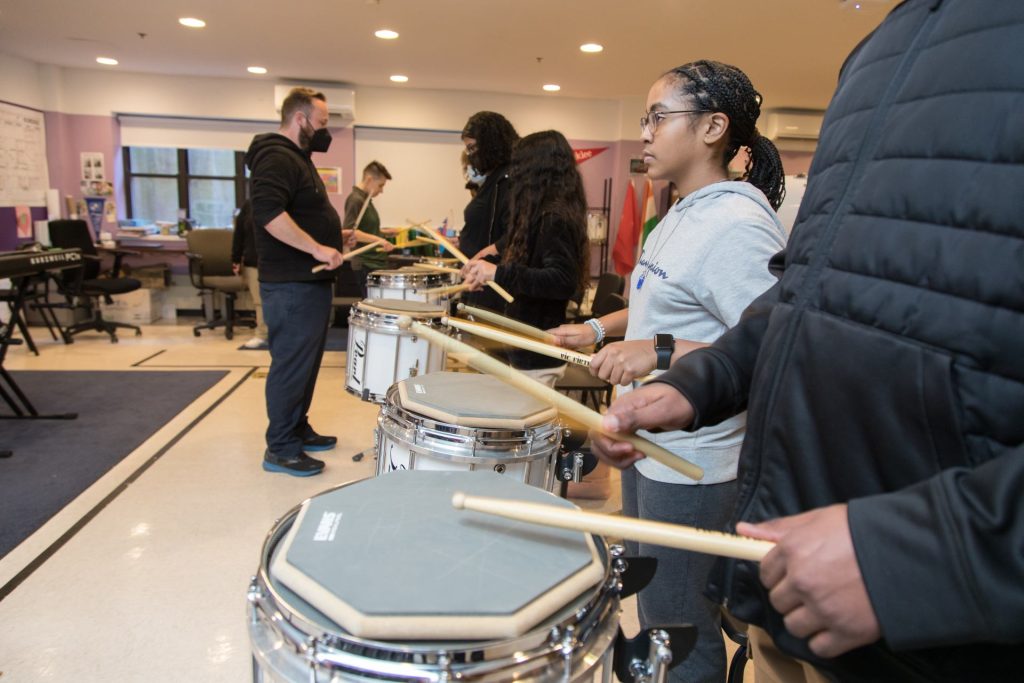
[273,85,356,125]
[763,110,824,141]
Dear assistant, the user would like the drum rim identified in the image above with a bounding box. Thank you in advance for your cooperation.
[249,483,619,667]
[348,306,445,331]
[366,270,447,286]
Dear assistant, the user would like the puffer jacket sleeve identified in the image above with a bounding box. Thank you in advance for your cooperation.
[848,447,1024,650]
[650,249,785,429]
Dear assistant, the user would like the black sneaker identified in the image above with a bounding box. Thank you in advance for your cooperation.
[262,451,324,477]
[302,431,337,452]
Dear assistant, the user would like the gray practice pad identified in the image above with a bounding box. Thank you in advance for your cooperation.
[397,371,558,429]
[271,470,603,640]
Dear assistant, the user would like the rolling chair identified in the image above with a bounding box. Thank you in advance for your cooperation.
[572,271,625,322]
[186,229,254,340]
[47,219,143,343]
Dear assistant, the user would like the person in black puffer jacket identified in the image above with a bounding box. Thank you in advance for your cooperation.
[462,130,588,386]
[589,1,1024,681]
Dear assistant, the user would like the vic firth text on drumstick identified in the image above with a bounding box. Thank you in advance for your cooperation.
[452,492,772,561]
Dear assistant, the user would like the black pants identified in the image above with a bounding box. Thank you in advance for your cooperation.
[260,280,333,459]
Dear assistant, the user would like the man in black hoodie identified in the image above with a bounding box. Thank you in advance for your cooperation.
[244,87,349,477]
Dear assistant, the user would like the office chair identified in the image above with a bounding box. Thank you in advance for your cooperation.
[186,229,254,340]
[556,292,628,410]
[572,271,625,322]
[47,219,143,343]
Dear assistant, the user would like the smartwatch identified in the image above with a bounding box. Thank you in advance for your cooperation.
[654,334,674,370]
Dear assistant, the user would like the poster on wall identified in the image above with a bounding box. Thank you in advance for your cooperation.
[317,167,342,194]
[15,205,32,238]
[81,152,106,181]
[0,101,50,206]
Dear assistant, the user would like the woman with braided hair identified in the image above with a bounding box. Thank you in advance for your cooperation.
[550,60,787,683]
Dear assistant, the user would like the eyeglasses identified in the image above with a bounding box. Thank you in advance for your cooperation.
[640,109,708,134]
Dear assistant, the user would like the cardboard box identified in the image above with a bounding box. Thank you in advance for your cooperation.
[100,288,164,324]
[123,263,171,289]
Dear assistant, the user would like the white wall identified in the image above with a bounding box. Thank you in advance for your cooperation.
[0,53,44,109]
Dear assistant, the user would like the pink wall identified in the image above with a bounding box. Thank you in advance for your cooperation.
[318,125,356,219]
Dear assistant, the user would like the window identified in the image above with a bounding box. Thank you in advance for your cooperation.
[123,147,247,228]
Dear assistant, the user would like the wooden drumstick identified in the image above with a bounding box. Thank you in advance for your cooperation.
[452,492,772,561]
[444,316,591,367]
[351,192,372,231]
[457,303,557,344]
[410,222,515,304]
[311,241,383,273]
[418,283,471,297]
[397,317,703,480]
[409,263,463,275]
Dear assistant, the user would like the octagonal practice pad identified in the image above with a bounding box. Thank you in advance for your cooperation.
[396,371,558,430]
[270,470,604,640]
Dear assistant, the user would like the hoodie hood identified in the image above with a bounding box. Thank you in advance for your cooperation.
[673,179,783,231]
[244,132,304,170]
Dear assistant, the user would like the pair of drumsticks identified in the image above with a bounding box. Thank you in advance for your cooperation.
[395,309,774,562]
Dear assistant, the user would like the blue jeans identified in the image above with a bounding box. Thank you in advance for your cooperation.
[621,466,738,683]
[260,280,333,459]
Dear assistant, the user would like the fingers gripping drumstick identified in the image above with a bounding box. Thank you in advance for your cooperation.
[451,492,772,561]
[410,221,514,303]
[311,241,382,273]
[396,316,703,480]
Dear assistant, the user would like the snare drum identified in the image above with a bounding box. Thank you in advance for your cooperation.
[345,299,447,403]
[248,470,645,682]
[366,268,455,304]
[419,256,462,270]
[376,372,561,490]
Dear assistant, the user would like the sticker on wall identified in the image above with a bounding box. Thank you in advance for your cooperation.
[15,205,32,238]
[81,152,105,181]
[317,167,342,194]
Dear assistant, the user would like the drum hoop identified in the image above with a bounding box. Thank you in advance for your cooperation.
[367,271,446,287]
[377,418,560,464]
[251,484,617,666]
[349,306,444,331]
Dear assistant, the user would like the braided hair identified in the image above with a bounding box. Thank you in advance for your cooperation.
[666,60,786,210]
[503,130,589,296]
[461,111,519,176]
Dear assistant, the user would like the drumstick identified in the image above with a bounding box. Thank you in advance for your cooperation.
[351,192,373,231]
[409,263,462,275]
[444,316,591,367]
[452,492,772,561]
[397,317,703,480]
[410,221,515,304]
[457,303,557,344]
[418,283,471,297]
[311,241,381,273]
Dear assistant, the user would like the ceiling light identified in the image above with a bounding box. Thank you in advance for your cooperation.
[543,84,561,92]
[390,74,409,83]
[579,43,603,53]
[247,66,268,75]
[375,29,399,39]
[179,17,206,28]
[96,57,118,66]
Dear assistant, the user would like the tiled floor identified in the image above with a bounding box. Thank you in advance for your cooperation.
[2,322,753,682]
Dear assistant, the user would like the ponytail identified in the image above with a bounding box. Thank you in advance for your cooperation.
[744,134,786,210]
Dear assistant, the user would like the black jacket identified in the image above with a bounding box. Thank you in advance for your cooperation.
[656,1,1024,680]
[461,167,511,311]
[244,133,341,283]
[495,212,583,370]
[230,200,257,267]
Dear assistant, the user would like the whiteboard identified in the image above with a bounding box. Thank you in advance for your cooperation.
[0,101,49,206]
[354,127,470,231]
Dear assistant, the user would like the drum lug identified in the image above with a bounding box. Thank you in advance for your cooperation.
[246,577,264,624]
[557,624,579,682]
[616,556,659,599]
[436,651,453,682]
[613,626,695,683]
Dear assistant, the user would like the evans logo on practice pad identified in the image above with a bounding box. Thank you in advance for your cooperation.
[313,511,343,542]
[413,383,426,394]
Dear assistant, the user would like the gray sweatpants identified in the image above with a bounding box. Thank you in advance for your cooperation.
[621,466,737,683]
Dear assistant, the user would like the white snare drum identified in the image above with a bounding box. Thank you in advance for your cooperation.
[366,268,456,305]
[345,299,447,403]
[248,470,666,682]
[376,372,561,490]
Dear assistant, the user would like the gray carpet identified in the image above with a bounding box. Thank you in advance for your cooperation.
[0,370,228,559]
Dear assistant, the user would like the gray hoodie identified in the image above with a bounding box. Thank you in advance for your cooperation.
[623,180,786,484]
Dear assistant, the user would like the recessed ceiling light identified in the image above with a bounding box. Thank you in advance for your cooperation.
[96,57,118,66]
[247,66,268,75]
[543,84,561,92]
[580,43,603,53]
[375,29,399,39]
[179,17,206,28]
[390,74,409,83]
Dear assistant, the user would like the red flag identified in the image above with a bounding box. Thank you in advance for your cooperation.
[612,180,639,276]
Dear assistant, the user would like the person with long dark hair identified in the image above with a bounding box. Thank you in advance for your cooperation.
[459,111,519,311]
[550,60,787,683]
[463,130,589,386]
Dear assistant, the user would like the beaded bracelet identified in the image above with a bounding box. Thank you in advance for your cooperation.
[585,318,606,344]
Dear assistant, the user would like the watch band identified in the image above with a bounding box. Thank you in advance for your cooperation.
[655,333,674,370]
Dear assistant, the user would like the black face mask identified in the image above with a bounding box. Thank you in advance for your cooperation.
[305,126,332,154]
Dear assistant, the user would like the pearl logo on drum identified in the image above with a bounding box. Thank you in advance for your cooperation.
[313,511,343,542]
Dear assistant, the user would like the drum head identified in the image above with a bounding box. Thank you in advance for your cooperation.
[356,298,446,317]
[270,470,603,640]
[396,372,558,429]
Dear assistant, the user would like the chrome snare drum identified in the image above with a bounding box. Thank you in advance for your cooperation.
[345,299,447,403]
[366,268,454,305]
[248,470,685,682]
[376,372,561,490]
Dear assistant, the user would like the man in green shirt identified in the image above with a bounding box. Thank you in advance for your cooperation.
[343,161,394,294]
